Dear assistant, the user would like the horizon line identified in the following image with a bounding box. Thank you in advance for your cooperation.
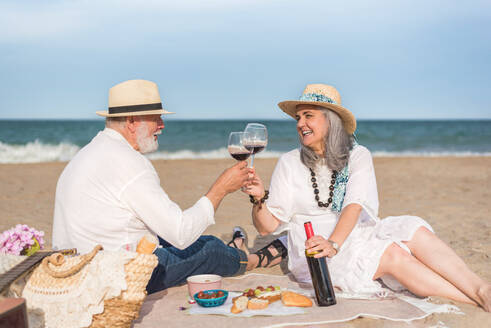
[1,117,491,121]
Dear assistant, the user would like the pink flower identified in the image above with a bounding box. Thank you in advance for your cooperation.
[0,224,45,255]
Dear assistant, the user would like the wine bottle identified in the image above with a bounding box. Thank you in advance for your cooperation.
[304,221,337,306]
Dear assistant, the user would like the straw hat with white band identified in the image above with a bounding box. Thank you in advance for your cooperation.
[278,84,356,135]
[96,79,174,117]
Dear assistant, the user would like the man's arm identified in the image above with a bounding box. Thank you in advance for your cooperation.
[121,161,250,250]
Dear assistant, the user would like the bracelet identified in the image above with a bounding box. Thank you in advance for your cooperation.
[249,190,269,205]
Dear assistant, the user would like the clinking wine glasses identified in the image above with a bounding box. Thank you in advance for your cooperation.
[243,123,268,167]
[228,132,251,161]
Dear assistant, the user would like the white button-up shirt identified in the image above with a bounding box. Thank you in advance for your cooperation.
[52,128,215,254]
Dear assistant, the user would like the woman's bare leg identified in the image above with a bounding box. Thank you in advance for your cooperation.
[403,227,490,310]
[477,285,491,312]
[374,243,475,304]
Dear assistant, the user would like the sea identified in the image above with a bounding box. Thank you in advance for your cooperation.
[0,119,490,163]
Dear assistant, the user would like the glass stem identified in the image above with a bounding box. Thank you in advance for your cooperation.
[250,154,255,168]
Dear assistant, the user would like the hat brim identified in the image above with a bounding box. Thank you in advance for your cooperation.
[278,100,356,134]
[95,109,174,117]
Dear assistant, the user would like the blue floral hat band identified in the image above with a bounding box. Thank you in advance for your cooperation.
[298,93,338,105]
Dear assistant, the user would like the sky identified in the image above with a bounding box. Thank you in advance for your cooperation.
[0,0,490,120]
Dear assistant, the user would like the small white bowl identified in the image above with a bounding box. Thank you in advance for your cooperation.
[187,274,222,298]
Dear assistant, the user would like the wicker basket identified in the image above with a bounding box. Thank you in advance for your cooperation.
[22,245,158,328]
[91,249,157,328]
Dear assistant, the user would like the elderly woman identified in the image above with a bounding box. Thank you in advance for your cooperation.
[244,84,490,311]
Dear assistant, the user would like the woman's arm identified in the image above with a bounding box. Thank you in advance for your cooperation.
[245,170,281,235]
[305,203,362,258]
[329,203,362,247]
[252,193,281,235]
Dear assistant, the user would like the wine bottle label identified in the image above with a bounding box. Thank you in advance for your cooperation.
[305,250,320,257]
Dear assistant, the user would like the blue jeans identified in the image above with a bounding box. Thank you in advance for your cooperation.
[146,235,248,294]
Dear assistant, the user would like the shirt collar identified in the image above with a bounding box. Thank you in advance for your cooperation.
[102,127,135,150]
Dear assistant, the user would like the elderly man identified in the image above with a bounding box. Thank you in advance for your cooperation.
[52,79,264,293]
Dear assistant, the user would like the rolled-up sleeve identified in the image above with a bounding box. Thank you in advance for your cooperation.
[343,146,379,225]
[120,169,215,249]
[266,154,294,224]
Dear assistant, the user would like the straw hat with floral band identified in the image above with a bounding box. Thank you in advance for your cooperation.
[96,79,174,117]
[278,83,356,135]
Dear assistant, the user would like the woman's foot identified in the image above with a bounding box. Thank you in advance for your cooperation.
[477,283,491,312]
[250,239,287,269]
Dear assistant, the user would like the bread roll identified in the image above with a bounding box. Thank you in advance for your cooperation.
[247,298,269,310]
[281,291,313,307]
[136,234,158,254]
[257,292,281,304]
[255,289,282,303]
[231,295,248,314]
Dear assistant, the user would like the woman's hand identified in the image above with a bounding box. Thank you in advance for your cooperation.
[242,168,266,200]
[305,235,337,258]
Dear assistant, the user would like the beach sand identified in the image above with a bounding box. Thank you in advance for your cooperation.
[1,157,490,326]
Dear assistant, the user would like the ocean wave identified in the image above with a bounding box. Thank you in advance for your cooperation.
[0,140,80,163]
[0,141,490,163]
[0,142,284,163]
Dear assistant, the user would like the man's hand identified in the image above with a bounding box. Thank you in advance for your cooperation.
[206,161,251,210]
[216,161,250,193]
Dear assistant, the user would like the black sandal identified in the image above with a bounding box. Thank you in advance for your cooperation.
[227,226,248,254]
[254,239,288,268]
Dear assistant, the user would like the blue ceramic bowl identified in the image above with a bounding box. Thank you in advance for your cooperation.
[193,289,229,307]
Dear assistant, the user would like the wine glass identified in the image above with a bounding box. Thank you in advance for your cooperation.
[243,123,268,167]
[228,132,251,161]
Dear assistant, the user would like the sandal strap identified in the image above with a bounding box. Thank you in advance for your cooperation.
[254,239,288,268]
[255,250,271,268]
[232,230,245,240]
[270,239,287,259]
[227,230,246,249]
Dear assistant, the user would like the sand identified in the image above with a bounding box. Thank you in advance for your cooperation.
[1,157,490,326]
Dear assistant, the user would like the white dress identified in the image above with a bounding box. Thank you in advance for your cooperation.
[266,145,433,294]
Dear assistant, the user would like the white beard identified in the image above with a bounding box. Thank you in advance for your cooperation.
[136,122,159,154]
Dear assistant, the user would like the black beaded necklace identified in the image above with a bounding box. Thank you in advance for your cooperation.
[309,168,337,208]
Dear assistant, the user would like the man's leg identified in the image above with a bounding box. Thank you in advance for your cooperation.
[146,235,247,294]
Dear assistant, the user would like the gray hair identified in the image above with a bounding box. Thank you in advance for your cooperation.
[300,108,354,172]
[105,116,127,128]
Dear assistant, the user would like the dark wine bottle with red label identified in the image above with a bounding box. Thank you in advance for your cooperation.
[304,221,337,306]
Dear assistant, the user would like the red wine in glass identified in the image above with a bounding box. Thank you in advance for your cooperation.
[243,123,268,167]
[244,144,266,154]
[230,151,251,161]
[228,132,251,161]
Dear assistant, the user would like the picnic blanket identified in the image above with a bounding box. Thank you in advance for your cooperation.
[133,273,462,328]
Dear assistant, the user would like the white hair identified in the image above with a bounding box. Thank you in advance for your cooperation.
[299,108,354,172]
[105,116,127,128]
